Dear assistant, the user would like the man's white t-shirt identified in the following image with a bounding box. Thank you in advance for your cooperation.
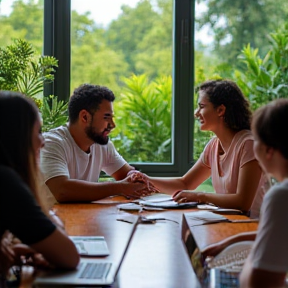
[40,125,127,183]
[251,180,288,272]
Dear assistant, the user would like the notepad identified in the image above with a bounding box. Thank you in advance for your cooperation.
[70,236,110,256]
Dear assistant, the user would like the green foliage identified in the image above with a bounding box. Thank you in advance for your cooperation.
[0,0,44,53]
[106,0,159,73]
[235,24,288,110]
[0,38,58,100]
[197,0,288,66]
[42,96,68,133]
[4,0,288,166]
[0,38,33,91]
[111,74,172,162]
[0,37,67,132]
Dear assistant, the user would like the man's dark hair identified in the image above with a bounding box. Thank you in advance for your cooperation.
[68,84,115,123]
[196,79,252,131]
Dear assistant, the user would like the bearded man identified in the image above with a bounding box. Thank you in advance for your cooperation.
[41,84,149,203]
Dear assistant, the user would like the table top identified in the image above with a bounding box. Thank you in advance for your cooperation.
[51,198,258,288]
[54,201,200,288]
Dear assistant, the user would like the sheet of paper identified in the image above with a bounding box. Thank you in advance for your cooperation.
[139,193,173,203]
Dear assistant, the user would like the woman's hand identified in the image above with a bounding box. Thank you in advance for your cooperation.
[172,190,199,203]
[13,244,50,268]
[0,233,16,276]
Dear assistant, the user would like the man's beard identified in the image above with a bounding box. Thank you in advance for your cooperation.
[85,124,109,145]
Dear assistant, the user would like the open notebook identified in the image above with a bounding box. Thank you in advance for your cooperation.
[34,215,139,286]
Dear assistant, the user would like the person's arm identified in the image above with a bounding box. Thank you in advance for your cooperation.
[111,163,135,180]
[240,254,286,288]
[174,159,262,211]
[46,175,146,202]
[202,231,257,258]
[146,159,211,194]
[29,228,79,270]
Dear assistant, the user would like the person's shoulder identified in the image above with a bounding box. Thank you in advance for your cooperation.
[0,165,21,181]
[265,181,288,203]
[0,166,28,199]
[206,135,218,146]
[235,130,253,141]
[232,130,254,151]
[91,140,116,151]
[43,125,70,142]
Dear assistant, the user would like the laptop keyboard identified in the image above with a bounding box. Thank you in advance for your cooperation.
[79,262,112,279]
[209,269,239,288]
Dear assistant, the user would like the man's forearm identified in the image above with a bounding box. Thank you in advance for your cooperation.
[46,178,124,203]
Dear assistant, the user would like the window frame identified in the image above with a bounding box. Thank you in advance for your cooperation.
[44,0,195,176]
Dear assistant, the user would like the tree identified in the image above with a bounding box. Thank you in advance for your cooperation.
[197,0,288,66]
[0,0,43,53]
[70,9,129,95]
[133,0,173,79]
[106,0,158,73]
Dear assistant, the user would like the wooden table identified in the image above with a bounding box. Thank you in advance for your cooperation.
[51,200,258,288]
[54,201,201,288]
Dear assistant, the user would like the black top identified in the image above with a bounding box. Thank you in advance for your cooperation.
[0,165,56,245]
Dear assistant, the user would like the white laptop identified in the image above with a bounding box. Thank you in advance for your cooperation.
[34,216,139,286]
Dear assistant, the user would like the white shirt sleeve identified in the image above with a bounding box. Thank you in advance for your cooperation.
[251,181,288,273]
[100,141,127,176]
[40,131,70,182]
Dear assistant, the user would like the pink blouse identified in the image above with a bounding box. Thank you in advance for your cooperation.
[200,130,266,218]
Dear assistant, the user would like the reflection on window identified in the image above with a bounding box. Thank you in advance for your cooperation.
[71,0,173,163]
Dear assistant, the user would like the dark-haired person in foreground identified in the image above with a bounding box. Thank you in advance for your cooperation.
[134,80,267,218]
[239,98,288,288]
[0,91,79,283]
[41,84,153,203]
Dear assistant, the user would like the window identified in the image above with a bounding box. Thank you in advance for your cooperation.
[44,0,195,176]
[70,0,174,164]
[0,0,43,53]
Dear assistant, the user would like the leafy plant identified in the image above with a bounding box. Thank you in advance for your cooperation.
[0,38,68,131]
[112,74,172,162]
[0,39,34,91]
[235,24,288,110]
[42,96,68,132]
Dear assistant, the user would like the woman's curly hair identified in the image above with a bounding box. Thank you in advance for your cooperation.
[196,79,252,131]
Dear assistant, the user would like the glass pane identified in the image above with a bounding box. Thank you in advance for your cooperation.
[193,1,288,160]
[0,0,43,53]
[71,0,173,163]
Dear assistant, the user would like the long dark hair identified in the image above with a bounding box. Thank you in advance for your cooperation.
[0,91,45,208]
[196,80,252,131]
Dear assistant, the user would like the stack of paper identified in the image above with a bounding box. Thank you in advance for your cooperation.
[185,211,228,225]
[138,193,198,209]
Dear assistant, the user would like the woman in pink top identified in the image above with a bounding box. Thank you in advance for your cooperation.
[144,79,266,218]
